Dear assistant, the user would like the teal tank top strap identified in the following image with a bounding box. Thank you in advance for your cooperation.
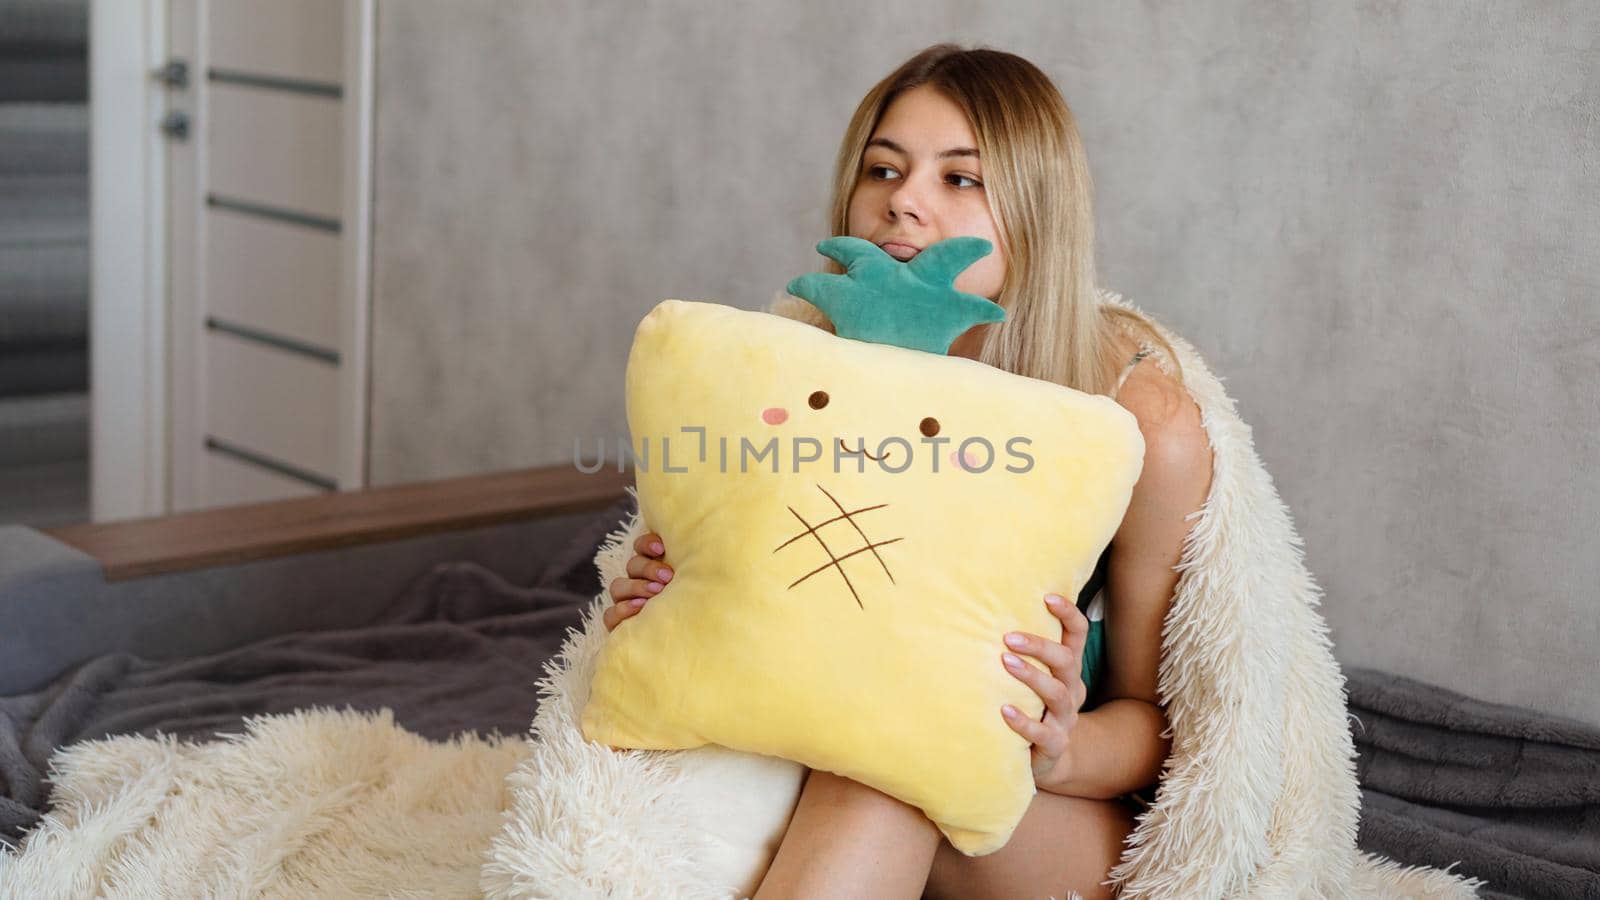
[1075,544,1111,708]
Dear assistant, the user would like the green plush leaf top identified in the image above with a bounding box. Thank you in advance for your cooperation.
[785,236,1006,355]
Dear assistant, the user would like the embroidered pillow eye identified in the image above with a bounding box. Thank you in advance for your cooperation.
[920,416,940,437]
[808,390,829,410]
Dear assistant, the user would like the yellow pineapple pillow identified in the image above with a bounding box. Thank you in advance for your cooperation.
[580,245,1143,855]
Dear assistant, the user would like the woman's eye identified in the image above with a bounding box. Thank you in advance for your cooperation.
[947,173,982,189]
[867,164,900,181]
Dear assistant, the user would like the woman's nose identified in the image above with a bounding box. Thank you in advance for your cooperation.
[887,179,925,222]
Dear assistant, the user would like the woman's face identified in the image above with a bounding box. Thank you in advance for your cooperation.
[846,84,1008,305]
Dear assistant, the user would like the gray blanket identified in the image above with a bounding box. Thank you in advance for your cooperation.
[3,500,1595,899]
[1348,666,1600,899]
[0,497,626,848]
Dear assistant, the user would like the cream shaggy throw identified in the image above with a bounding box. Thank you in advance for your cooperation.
[0,708,526,898]
[0,290,1489,898]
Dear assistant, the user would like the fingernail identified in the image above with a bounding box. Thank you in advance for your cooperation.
[656,568,672,583]
[1044,593,1064,606]
[1002,704,1019,718]
[630,598,646,607]
[646,582,663,593]
[650,542,664,554]
[1004,633,1027,649]
[1003,653,1022,668]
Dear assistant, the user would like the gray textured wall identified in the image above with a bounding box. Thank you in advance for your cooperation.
[370,3,1600,725]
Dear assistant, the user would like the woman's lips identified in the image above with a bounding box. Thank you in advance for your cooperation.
[880,242,920,262]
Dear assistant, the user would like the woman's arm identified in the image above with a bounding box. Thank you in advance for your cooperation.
[1042,697,1170,799]
[1042,367,1214,800]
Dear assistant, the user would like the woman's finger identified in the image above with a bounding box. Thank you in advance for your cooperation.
[602,596,649,632]
[1004,631,1077,689]
[1046,594,1090,657]
[1002,704,1044,738]
[1002,704,1065,757]
[609,574,666,602]
[634,532,666,558]
[1011,646,1075,711]
[611,577,665,602]
[626,553,673,583]
[1004,650,1073,717]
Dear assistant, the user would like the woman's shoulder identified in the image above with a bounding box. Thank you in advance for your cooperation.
[1108,332,1211,473]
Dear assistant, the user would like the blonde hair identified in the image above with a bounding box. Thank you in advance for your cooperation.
[772,43,1183,398]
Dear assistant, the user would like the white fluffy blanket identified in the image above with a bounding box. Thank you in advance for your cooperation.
[1088,292,1484,898]
[0,290,1489,898]
[0,708,526,898]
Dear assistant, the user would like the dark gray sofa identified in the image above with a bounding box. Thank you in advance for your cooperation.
[0,511,606,697]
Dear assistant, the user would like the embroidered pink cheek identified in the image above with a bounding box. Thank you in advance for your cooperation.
[950,448,983,470]
[762,407,789,425]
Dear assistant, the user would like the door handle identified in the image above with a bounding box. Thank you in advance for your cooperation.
[152,58,189,89]
[159,110,190,141]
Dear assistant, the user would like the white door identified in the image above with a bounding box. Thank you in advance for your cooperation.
[160,0,373,511]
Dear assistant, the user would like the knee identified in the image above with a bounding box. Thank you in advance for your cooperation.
[923,794,1134,900]
[926,839,1041,900]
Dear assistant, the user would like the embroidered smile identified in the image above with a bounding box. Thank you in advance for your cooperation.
[839,438,888,462]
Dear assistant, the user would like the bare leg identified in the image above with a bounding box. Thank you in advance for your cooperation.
[753,768,943,900]
[924,791,1137,900]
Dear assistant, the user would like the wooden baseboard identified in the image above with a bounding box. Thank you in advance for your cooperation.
[44,464,634,581]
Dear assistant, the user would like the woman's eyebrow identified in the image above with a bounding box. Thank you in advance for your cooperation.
[866,137,979,159]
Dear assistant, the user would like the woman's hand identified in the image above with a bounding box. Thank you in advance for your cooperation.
[1000,592,1091,789]
[603,531,674,632]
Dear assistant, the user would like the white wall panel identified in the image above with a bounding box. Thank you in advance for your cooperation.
[207,0,345,86]
[201,447,324,507]
[207,83,342,220]
[205,331,340,480]
[206,207,342,351]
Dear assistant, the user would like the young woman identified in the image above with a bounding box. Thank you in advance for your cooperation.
[605,44,1214,900]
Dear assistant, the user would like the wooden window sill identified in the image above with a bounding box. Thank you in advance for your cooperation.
[42,464,634,581]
